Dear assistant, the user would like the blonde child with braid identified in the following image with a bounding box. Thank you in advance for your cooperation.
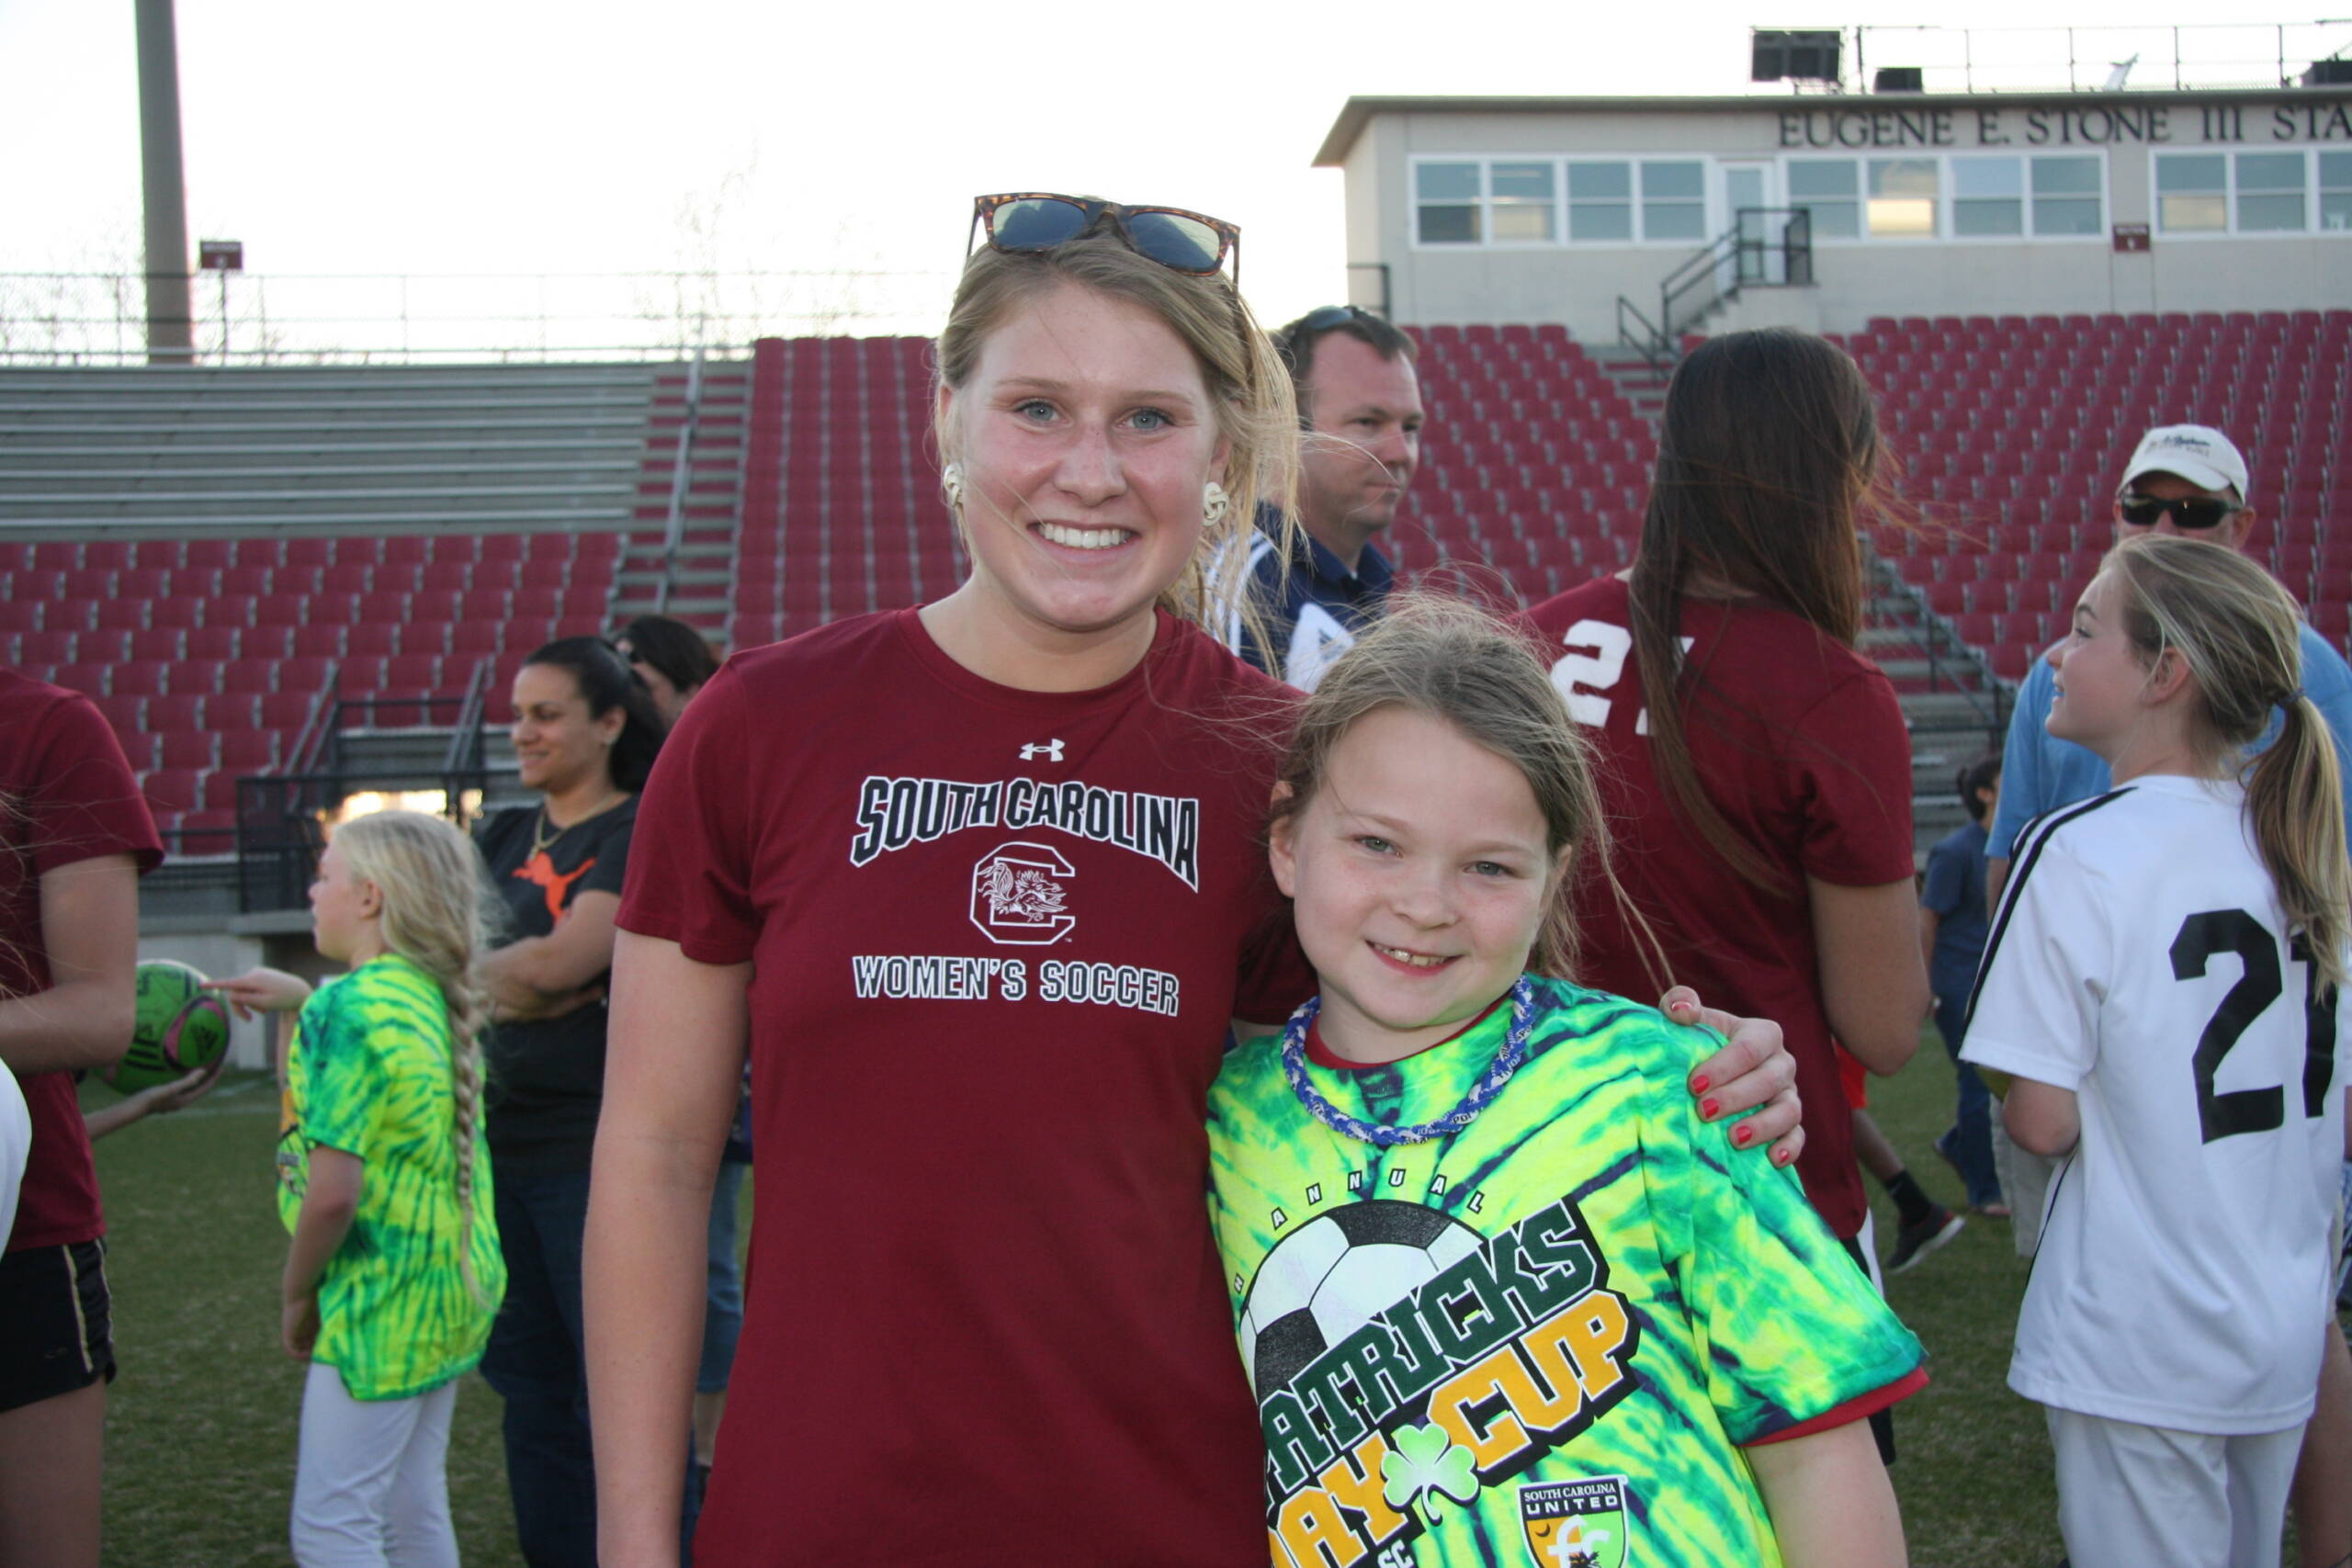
[212,809,504,1568]
[1962,536,2352,1568]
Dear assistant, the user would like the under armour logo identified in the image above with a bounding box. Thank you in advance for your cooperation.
[1019,739,1065,761]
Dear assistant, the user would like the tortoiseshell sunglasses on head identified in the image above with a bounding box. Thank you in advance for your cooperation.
[967,194,1240,287]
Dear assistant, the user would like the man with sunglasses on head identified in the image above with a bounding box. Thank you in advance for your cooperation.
[1223,305,1425,692]
[1982,422,2352,1568]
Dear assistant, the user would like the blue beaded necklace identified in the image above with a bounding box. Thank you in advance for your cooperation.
[1278,976,1536,1147]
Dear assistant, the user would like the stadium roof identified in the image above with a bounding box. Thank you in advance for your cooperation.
[1313,85,2352,165]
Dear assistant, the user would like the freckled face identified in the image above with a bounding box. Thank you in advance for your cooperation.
[1271,706,1558,1066]
[939,281,1228,648]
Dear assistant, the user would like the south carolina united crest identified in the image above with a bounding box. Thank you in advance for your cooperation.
[1520,1476,1631,1568]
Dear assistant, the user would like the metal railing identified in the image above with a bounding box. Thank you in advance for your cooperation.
[1849,20,2352,96]
[0,268,954,367]
[1616,209,1814,371]
[654,351,707,615]
[233,658,496,913]
[1867,552,2012,734]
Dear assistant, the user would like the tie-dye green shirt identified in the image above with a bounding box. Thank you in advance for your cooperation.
[277,954,505,1401]
[1206,977,1924,1568]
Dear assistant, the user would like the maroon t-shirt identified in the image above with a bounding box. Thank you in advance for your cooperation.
[1525,578,1914,1238]
[617,608,1310,1565]
[2,671,164,1253]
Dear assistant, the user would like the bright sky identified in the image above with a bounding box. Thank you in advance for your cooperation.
[0,1,2333,353]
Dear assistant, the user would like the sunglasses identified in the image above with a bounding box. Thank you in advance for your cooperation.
[2117,492,2242,530]
[968,194,1240,285]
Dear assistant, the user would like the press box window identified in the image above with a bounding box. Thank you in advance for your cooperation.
[1953,159,2024,237]
[1868,159,1939,237]
[2324,152,2352,232]
[2157,154,2228,232]
[1787,159,1860,239]
[2031,157,2102,236]
[1567,163,1634,242]
[2235,152,2305,232]
[1641,162,1707,241]
[1416,163,1483,244]
[1490,163,1556,243]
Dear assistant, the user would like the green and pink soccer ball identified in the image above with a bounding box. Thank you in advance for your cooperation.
[107,960,231,1093]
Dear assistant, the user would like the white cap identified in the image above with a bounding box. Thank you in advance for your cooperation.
[2119,424,2251,502]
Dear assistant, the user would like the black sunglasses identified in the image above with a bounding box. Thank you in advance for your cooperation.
[968,194,1240,286]
[2118,492,2242,530]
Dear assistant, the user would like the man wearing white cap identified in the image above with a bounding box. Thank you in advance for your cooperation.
[1983,422,2352,1568]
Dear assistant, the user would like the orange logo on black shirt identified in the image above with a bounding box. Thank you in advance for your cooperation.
[514,852,595,923]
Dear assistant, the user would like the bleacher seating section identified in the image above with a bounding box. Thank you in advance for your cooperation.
[732,335,959,648]
[0,312,2344,858]
[0,361,745,852]
[1841,311,2352,679]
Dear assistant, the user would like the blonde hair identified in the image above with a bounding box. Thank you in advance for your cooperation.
[933,225,1302,642]
[2103,535,2350,991]
[1270,595,1651,983]
[330,808,498,1303]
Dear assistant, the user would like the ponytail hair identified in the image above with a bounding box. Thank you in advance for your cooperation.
[329,808,501,1304]
[523,637,664,794]
[2103,535,2350,992]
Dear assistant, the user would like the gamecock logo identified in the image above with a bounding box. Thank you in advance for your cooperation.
[969,841,1076,946]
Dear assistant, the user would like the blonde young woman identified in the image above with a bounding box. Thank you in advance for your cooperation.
[214,809,504,1567]
[1963,536,2352,1568]
[584,196,1809,1568]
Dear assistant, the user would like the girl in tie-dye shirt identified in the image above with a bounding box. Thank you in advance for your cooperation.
[215,808,503,1567]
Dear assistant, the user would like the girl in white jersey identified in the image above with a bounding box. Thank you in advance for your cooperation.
[1962,534,2352,1568]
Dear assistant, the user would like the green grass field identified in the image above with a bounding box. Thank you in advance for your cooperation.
[71,1043,2278,1566]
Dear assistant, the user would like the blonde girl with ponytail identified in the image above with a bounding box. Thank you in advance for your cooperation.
[1961,534,2351,1568]
[212,808,505,1568]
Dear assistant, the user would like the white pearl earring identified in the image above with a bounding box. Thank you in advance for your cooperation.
[942,463,966,513]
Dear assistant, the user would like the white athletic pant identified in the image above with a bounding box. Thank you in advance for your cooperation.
[2045,1406,2303,1568]
[291,1361,460,1568]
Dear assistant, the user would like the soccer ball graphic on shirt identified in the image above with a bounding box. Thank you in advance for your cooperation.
[1239,1200,1485,1395]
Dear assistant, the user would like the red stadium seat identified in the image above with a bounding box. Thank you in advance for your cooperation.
[160,730,215,771]
[258,690,319,734]
[164,661,220,696]
[128,626,184,662]
[221,660,277,696]
[220,729,277,773]
[293,623,345,660]
[113,662,167,698]
[199,694,259,734]
[142,769,200,815]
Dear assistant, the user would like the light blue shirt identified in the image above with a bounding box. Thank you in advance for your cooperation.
[1989,622,2352,859]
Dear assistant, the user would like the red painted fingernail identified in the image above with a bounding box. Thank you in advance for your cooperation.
[1701,1098,1721,1121]
[1731,1123,1752,1146]
[1689,1074,1711,1094]
[1772,1147,1792,1165]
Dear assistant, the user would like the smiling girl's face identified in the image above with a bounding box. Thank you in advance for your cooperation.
[1271,705,1561,1066]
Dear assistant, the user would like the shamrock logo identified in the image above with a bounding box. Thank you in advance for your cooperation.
[1379,1422,1480,1528]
